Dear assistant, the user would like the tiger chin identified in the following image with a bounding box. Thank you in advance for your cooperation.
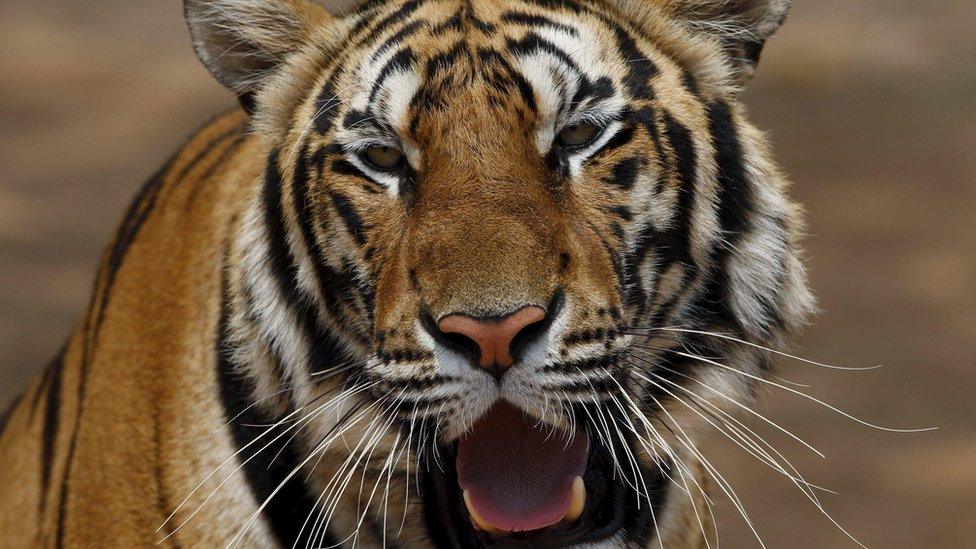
[0,0,815,547]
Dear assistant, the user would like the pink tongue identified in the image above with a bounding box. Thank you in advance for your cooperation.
[456,402,589,532]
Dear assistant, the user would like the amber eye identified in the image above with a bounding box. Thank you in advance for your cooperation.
[556,121,601,148]
[362,145,404,171]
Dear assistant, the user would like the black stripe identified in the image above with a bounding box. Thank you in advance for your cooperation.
[501,10,579,35]
[368,47,417,105]
[313,76,342,136]
[372,19,425,58]
[329,192,368,246]
[628,107,667,189]
[331,157,369,180]
[358,0,422,47]
[265,148,367,358]
[0,392,23,440]
[505,33,583,76]
[152,401,181,549]
[569,76,615,110]
[425,41,470,78]
[465,7,497,35]
[622,107,668,320]
[348,0,392,35]
[608,205,633,221]
[90,155,175,338]
[681,70,701,98]
[238,278,290,399]
[605,156,641,190]
[589,125,635,164]
[584,217,627,294]
[30,353,59,416]
[291,147,373,346]
[155,124,245,209]
[476,48,537,113]
[627,111,698,326]
[216,281,334,548]
[430,11,462,35]
[521,0,583,15]
[623,222,657,319]
[172,126,243,184]
[183,134,248,207]
[610,23,658,99]
[342,108,380,132]
[658,110,698,269]
[40,350,66,513]
[697,100,781,333]
[59,136,184,548]
[708,101,753,239]
[262,150,308,311]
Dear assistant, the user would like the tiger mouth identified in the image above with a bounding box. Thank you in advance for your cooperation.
[422,403,634,547]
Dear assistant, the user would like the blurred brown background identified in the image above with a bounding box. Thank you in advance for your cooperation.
[1,0,973,546]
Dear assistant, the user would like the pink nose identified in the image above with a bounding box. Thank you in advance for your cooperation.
[437,306,547,379]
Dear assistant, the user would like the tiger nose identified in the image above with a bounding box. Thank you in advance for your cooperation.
[437,306,547,380]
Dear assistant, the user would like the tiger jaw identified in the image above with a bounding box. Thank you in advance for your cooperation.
[365,295,646,545]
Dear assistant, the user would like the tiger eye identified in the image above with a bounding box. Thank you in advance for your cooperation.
[363,145,404,171]
[557,122,600,147]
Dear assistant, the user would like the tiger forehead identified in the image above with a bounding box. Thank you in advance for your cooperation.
[339,1,636,127]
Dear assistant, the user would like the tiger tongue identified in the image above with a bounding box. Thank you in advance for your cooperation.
[456,402,589,533]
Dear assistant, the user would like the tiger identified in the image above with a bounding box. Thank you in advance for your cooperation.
[0,0,816,546]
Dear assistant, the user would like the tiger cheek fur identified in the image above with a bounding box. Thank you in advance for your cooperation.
[0,0,814,547]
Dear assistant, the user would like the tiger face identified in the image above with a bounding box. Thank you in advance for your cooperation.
[189,0,814,545]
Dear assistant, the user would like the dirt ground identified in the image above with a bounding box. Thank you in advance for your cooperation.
[1,0,973,546]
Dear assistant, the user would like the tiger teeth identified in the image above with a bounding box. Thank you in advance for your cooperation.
[462,490,506,535]
[564,476,586,523]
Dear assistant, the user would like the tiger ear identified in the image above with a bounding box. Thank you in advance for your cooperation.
[184,0,332,104]
[653,0,792,83]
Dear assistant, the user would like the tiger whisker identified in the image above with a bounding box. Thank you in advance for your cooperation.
[300,393,398,549]
[229,389,390,549]
[625,350,826,458]
[637,366,871,548]
[672,451,717,549]
[214,356,369,434]
[294,393,396,546]
[381,433,408,545]
[159,379,380,544]
[642,345,936,433]
[265,380,376,470]
[577,369,654,506]
[395,398,421,538]
[348,395,408,546]
[304,391,404,547]
[594,385,677,549]
[157,405,308,540]
[625,326,882,372]
[599,368,694,506]
[627,361,829,501]
[325,390,409,547]
[623,334,813,388]
[650,367,832,496]
[642,389,768,549]
[641,362,869,547]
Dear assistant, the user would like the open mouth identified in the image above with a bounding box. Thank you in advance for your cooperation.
[422,402,655,548]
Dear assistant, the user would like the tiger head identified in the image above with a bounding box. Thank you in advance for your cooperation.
[189,0,814,545]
